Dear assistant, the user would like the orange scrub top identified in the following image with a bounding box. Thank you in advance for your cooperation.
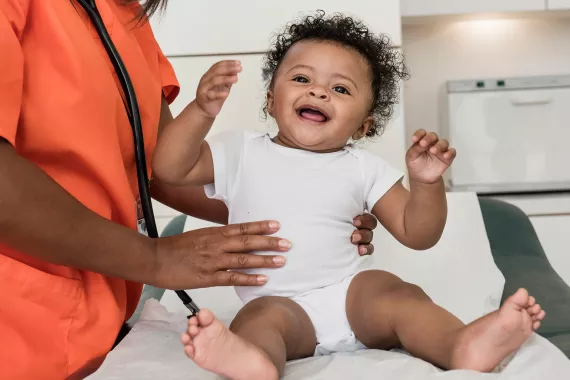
[0,1,179,378]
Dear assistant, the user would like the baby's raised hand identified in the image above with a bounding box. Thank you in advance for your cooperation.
[406,129,456,184]
[195,60,241,119]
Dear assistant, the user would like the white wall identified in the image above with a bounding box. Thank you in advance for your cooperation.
[151,0,402,55]
[401,16,570,140]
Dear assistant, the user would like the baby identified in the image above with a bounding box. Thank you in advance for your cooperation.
[153,12,546,380]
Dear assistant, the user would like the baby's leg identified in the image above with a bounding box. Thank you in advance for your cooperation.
[182,296,316,380]
[346,270,545,372]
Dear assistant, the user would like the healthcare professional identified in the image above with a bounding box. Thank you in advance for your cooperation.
[0,0,379,378]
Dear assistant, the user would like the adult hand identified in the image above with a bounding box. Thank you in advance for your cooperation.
[153,220,289,290]
[352,213,378,256]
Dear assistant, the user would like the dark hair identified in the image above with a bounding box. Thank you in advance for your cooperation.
[123,0,168,20]
[263,11,409,137]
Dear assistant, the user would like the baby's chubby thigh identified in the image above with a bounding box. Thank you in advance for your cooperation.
[345,269,431,349]
[229,295,317,362]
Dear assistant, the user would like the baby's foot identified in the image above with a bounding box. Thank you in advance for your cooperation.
[181,309,278,380]
[450,288,546,372]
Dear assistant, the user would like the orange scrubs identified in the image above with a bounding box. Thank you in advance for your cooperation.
[0,1,179,378]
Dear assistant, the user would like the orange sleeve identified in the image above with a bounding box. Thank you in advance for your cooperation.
[157,46,180,105]
[0,0,28,147]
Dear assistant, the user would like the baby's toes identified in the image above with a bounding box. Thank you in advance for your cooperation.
[528,303,542,316]
[188,324,201,338]
[188,316,199,327]
[527,296,536,307]
[181,332,192,345]
[533,321,541,331]
[534,309,546,321]
[184,343,196,359]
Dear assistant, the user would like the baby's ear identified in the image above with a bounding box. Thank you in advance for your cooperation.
[266,90,275,117]
[352,116,375,141]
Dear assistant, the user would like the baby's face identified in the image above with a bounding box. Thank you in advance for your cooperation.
[267,40,374,152]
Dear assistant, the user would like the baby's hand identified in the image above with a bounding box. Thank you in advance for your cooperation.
[195,60,241,119]
[406,129,456,184]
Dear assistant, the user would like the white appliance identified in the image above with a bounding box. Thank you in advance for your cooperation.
[446,75,570,194]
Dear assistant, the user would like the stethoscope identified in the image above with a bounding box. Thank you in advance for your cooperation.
[75,0,200,316]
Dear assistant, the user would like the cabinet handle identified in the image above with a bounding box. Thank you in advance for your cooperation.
[510,98,552,106]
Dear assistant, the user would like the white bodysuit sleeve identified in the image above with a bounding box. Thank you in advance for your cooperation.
[203,130,247,204]
[360,149,404,212]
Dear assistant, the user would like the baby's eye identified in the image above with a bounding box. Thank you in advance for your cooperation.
[333,86,350,95]
[293,76,309,83]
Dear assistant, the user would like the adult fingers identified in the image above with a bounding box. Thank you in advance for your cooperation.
[352,229,373,245]
[353,213,378,230]
[219,220,281,238]
[219,234,290,254]
[358,244,375,256]
[217,251,287,271]
[211,270,269,287]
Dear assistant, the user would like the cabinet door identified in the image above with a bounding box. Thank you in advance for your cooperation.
[168,54,407,171]
[548,0,570,10]
[401,0,546,17]
[150,0,401,56]
[530,215,570,287]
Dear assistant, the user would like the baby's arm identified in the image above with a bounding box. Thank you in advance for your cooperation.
[372,179,447,250]
[371,130,456,250]
[152,60,241,186]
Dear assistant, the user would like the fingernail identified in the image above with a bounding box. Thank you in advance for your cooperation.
[353,219,362,227]
[257,275,268,284]
[269,221,280,229]
[352,234,361,243]
[273,256,286,265]
[278,240,291,249]
[361,247,368,255]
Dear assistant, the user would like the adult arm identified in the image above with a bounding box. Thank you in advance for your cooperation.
[0,141,290,289]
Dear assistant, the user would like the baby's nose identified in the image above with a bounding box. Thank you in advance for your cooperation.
[308,86,329,100]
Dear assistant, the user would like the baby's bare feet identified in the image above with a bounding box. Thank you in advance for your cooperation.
[450,288,546,372]
[181,309,278,380]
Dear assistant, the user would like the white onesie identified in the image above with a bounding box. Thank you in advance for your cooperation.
[205,131,403,354]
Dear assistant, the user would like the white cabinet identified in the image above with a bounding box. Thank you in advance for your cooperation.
[530,215,570,287]
[150,0,402,56]
[401,0,546,17]
[548,0,570,10]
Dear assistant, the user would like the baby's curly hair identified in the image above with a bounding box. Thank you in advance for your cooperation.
[262,11,409,137]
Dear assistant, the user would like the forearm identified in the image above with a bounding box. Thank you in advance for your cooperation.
[0,142,159,285]
[152,100,214,185]
[403,177,447,250]
[150,178,229,225]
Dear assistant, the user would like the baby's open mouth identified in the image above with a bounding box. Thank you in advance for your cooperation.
[297,106,329,123]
